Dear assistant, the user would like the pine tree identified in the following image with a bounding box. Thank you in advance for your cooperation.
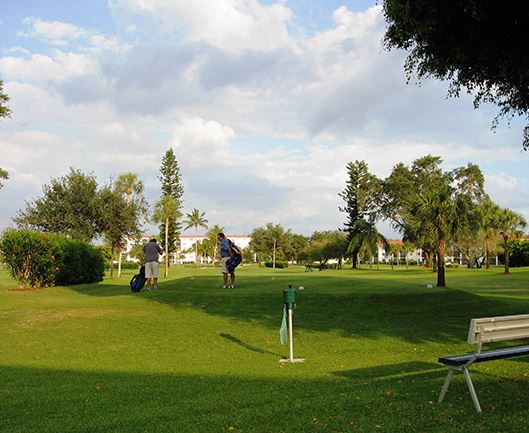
[338,161,379,269]
[158,148,184,257]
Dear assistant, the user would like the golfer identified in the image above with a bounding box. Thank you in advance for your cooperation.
[142,238,163,291]
[217,232,235,288]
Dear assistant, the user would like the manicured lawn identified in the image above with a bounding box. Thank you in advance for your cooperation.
[1,264,529,432]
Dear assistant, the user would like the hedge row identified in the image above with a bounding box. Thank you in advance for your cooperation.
[0,229,105,288]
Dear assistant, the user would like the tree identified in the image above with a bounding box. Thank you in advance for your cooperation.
[159,148,184,260]
[206,224,224,265]
[183,209,208,268]
[153,196,181,278]
[382,156,484,287]
[497,208,527,274]
[114,173,148,277]
[339,160,380,269]
[99,185,141,277]
[383,1,529,150]
[308,230,349,269]
[0,168,8,190]
[249,223,291,265]
[14,168,102,242]
[287,234,309,265]
[480,199,502,269]
[0,80,11,119]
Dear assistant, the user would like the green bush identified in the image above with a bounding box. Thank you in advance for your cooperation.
[263,261,289,268]
[54,237,105,285]
[0,229,105,288]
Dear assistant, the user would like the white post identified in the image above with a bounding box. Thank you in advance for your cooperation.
[288,307,294,361]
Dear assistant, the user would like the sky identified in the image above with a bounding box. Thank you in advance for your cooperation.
[0,0,528,238]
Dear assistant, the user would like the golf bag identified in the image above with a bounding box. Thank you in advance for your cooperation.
[226,240,242,272]
[130,265,146,292]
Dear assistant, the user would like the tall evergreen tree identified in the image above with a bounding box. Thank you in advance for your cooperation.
[158,148,184,259]
[338,160,380,269]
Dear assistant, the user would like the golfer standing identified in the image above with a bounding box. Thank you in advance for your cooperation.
[142,238,163,291]
[217,232,235,288]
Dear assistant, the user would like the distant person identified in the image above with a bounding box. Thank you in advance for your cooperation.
[217,232,235,288]
[142,238,163,291]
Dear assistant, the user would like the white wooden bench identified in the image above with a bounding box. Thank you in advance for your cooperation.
[438,314,529,412]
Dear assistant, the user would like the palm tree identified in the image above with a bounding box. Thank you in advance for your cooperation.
[497,208,527,274]
[207,224,224,265]
[480,199,502,269]
[153,196,182,278]
[406,185,480,287]
[114,173,146,277]
[348,221,387,270]
[183,209,208,268]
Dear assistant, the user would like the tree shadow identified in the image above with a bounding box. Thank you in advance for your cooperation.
[3,364,529,433]
[64,272,529,346]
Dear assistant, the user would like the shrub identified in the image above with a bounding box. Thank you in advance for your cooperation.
[0,229,105,288]
[54,237,105,285]
[264,261,289,268]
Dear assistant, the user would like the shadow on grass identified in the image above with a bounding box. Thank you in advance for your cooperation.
[2,364,529,433]
[65,272,529,345]
[219,333,282,357]
[330,361,445,381]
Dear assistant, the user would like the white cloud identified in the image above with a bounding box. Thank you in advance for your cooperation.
[0,51,98,84]
[170,116,235,168]
[109,0,294,52]
[21,17,86,45]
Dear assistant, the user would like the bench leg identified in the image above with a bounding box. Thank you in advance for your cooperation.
[463,367,482,413]
[438,369,454,403]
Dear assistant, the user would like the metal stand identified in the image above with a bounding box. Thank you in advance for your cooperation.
[438,365,482,413]
[279,308,305,363]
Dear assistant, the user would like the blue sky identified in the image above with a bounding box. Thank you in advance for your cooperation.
[0,0,528,237]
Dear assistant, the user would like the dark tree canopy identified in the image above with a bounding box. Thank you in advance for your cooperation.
[383,1,529,149]
[14,168,102,242]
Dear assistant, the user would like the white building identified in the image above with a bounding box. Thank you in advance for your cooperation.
[376,240,423,264]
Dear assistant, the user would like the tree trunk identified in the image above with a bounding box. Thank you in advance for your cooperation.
[165,218,169,278]
[485,243,490,270]
[273,239,276,268]
[436,237,446,287]
[503,238,510,274]
[424,250,433,268]
[195,227,199,269]
[352,252,358,269]
[117,250,122,278]
[109,246,114,277]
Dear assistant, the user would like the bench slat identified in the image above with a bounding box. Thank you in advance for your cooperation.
[439,345,529,366]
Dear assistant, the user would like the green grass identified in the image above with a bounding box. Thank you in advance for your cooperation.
[2,264,529,432]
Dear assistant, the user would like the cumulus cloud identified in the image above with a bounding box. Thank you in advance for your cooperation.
[21,17,86,45]
[109,0,294,53]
